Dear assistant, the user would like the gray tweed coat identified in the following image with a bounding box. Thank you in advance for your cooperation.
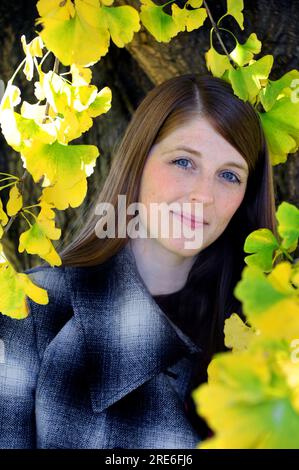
[0,243,203,449]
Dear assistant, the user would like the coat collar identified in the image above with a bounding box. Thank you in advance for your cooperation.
[65,243,201,413]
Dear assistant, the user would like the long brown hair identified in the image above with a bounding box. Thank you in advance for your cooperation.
[58,73,277,386]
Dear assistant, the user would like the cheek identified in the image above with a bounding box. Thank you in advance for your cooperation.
[139,161,177,204]
[216,188,245,222]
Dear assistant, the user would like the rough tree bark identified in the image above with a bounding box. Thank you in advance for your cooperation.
[0,0,298,269]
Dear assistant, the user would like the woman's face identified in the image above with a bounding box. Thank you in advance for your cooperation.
[137,117,249,258]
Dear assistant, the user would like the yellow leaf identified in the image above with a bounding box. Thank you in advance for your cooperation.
[140,0,179,42]
[21,141,99,209]
[6,184,23,217]
[17,273,49,305]
[71,64,92,86]
[21,35,44,81]
[0,257,48,319]
[224,313,256,352]
[37,0,140,66]
[205,47,232,78]
[172,3,207,33]
[18,220,61,267]
[0,198,8,226]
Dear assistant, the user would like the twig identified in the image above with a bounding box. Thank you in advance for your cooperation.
[203,0,237,68]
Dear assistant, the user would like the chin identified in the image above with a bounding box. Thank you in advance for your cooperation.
[157,236,205,258]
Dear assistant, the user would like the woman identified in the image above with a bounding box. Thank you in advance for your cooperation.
[0,74,276,449]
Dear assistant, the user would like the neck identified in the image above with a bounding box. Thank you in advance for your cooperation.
[128,238,196,296]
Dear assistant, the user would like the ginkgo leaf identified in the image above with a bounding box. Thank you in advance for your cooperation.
[226,0,244,30]
[0,84,21,111]
[20,141,99,209]
[21,35,44,81]
[224,313,256,352]
[88,86,112,118]
[192,349,299,449]
[1,110,56,152]
[234,262,299,341]
[267,262,297,295]
[276,202,299,251]
[18,219,61,267]
[260,69,299,112]
[172,2,207,33]
[6,184,23,216]
[100,4,140,48]
[37,0,107,66]
[244,228,280,271]
[259,97,299,164]
[277,357,299,413]
[71,64,92,86]
[37,196,56,220]
[0,256,48,319]
[292,263,299,288]
[205,47,232,78]
[140,0,180,42]
[34,71,112,142]
[0,198,8,227]
[37,0,140,66]
[228,55,274,103]
[230,33,262,67]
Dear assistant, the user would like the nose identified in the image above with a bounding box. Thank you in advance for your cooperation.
[188,177,214,205]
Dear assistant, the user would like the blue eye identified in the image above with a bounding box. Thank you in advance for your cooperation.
[221,171,241,184]
[171,158,192,170]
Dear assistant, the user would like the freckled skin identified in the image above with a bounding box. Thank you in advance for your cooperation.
[136,117,249,260]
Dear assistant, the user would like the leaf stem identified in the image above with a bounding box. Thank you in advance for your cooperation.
[23,203,41,209]
[0,172,19,178]
[0,177,18,183]
[162,0,176,8]
[8,58,27,85]
[20,211,32,227]
[0,181,16,191]
[23,209,38,221]
[203,0,237,68]
[217,13,228,26]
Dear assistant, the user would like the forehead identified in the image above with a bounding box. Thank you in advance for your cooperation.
[151,118,247,166]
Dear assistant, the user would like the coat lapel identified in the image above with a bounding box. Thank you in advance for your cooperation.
[65,243,201,413]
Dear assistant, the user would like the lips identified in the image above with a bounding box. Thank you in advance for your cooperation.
[171,211,209,227]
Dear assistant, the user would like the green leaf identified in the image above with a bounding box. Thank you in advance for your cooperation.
[227,0,244,30]
[205,46,232,78]
[234,265,287,317]
[276,202,299,251]
[260,69,299,112]
[228,55,273,103]
[234,262,299,342]
[244,228,279,272]
[259,96,299,164]
[21,141,99,210]
[172,2,207,33]
[140,0,179,42]
[100,5,140,48]
[230,33,262,67]
[36,0,140,66]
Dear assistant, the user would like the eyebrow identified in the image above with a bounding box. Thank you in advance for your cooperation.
[165,145,248,173]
